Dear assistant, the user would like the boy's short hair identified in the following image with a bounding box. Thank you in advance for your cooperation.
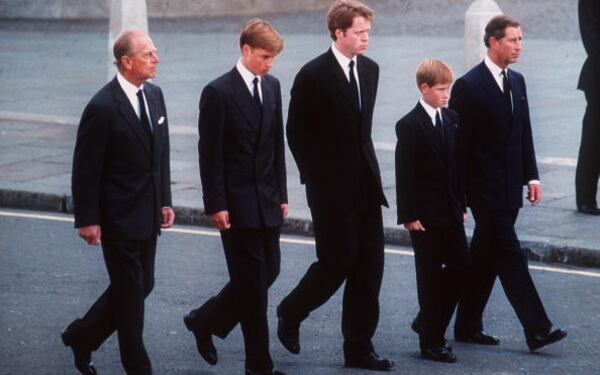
[239,18,283,54]
[415,59,455,88]
[326,0,374,41]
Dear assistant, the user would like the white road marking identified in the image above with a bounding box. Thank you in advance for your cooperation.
[1,209,599,278]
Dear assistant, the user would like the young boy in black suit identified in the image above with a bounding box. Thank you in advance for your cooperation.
[395,59,469,363]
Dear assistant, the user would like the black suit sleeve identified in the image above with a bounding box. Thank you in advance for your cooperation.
[286,68,316,184]
[580,0,600,60]
[198,85,227,214]
[72,100,110,228]
[395,119,418,225]
[518,76,539,183]
[158,88,173,208]
[274,79,288,203]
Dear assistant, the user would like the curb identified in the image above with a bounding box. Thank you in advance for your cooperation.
[2,188,600,269]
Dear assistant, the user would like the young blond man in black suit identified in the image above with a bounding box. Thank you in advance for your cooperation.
[184,19,287,375]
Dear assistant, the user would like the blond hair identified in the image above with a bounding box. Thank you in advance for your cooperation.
[416,59,455,88]
[239,18,283,54]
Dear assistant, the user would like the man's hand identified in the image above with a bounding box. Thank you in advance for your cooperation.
[281,203,289,219]
[404,220,426,232]
[210,210,231,231]
[161,207,175,228]
[78,225,101,246]
[527,183,542,205]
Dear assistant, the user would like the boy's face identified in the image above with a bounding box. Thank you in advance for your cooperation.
[241,44,277,76]
[420,82,451,109]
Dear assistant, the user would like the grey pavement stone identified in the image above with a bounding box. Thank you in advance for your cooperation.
[1,4,598,270]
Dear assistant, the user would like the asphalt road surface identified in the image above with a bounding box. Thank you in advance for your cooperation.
[1,209,598,375]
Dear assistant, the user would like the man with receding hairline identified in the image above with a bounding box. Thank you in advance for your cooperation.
[277,0,394,371]
[61,29,174,375]
[450,15,566,352]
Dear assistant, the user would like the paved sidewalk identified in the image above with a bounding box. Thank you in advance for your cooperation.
[1,5,599,268]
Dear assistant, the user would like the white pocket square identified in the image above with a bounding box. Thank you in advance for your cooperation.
[158,116,165,125]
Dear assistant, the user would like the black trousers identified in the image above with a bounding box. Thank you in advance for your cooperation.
[576,89,600,207]
[278,190,384,357]
[454,208,552,337]
[410,224,469,349]
[67,236,157,375]
[187,227,280,372]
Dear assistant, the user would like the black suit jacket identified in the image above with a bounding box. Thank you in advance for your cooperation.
[198,68,287,228]
[72,77,172,240]
[449,62,538,210]
[286,49,387,212]
[395,103,465,227]
[578,0,600,92]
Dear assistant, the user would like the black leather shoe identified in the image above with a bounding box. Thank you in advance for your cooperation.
[455,331,499,345]
[577,204,600,215]
[245,369,286,375]
[345,352,395,371]
[526,327,567,351]
[411,319,452,351]
[183,313,217,365]
[421,346,457,363]
[276,305,300,354]
[61,326,97,375]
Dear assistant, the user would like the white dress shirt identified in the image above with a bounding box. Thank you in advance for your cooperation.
[419,98,443,127]
[331,43,361,108]
[116,72,152,125]
[236,59,262,103]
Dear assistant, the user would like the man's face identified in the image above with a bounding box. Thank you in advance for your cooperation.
[491,26,523,67]
[241,45,277,76]
[124,33,160,83]
[421,82,451,109]
[335,16,371,58]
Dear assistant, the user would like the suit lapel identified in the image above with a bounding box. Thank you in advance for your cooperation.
[327,49,361,114]
[112,79,152,158]
[415,103,445,161]
[230,68,261,130]
[146,85,163,162]
[257,77,274,147]
[478,63,512,124]
[441,109,455,162]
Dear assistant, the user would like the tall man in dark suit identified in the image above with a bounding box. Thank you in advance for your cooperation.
[184,19,287,375]
[450,15,566,351]
[277,0,394,371]
[575,0,600,215]
[396,60,468,363]
[62,30,175,375]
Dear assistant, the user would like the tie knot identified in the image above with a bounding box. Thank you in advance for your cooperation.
[253,76,260,85]
[501,70,507,78]
[349,60,355,69]
[136,89,144,98]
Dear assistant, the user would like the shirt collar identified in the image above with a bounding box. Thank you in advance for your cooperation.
[419,98,441,125]
[116,71,144,96]
[331,43,357,73]
[236,58,260,87]
[484,55,507,80]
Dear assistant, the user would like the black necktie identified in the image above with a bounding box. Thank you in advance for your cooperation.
[136,89,153,135]
[435,110,445,145]
[348,60,360,110]
[252,76,262,113]
[501,70,512,112]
